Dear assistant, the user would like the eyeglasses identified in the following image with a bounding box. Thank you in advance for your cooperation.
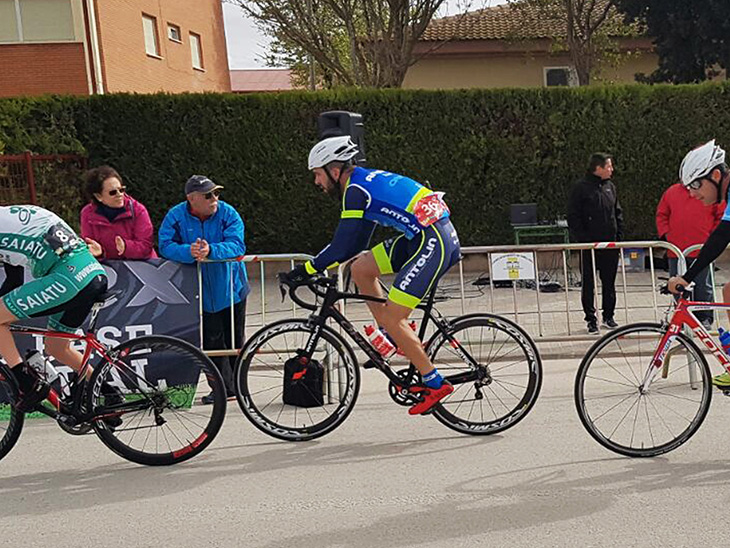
[108,186,126,197]
[203,189,221,200]
[686,179,705,190]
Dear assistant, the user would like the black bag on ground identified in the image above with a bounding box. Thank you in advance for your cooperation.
[283,356,324,408]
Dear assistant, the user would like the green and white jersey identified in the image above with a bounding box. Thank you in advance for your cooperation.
[0,205,84,279]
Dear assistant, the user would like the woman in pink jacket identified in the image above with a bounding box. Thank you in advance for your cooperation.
[80,166,158,260]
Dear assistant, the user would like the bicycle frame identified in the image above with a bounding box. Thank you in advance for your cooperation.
[7,324,116,420]
[642,297,730,391]
[293,278,484,390]
[7,304,157,424]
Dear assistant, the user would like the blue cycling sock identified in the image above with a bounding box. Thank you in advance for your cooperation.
[422,369,444,389]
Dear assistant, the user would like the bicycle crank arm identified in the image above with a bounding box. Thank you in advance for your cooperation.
[31,402,58,419]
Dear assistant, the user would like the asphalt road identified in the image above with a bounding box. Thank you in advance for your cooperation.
[2,358,730,548]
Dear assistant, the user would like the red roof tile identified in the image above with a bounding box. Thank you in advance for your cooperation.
[230,69,295,92]
[422,1,638,41]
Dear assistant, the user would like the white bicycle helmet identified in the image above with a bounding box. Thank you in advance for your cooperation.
[308,136,359,170]
[679,139,726,187]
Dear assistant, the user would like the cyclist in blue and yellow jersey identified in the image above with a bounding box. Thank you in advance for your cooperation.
[0,205,108,411]
[283,136,461,415]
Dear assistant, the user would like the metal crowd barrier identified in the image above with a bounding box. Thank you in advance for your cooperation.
[452,241,684,340]
[198,241,687,356]
[197,253,313,357]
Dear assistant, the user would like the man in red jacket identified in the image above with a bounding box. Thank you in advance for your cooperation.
[656,182,725,328]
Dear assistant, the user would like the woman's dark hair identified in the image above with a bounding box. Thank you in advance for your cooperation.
[84,166,121,202]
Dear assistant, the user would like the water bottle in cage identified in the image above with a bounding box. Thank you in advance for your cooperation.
[364,325,396,359]
[25,350,60,384]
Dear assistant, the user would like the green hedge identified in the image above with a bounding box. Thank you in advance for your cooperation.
[1,83,729,253]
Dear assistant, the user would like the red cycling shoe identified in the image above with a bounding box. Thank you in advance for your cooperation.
[408,382,453,415]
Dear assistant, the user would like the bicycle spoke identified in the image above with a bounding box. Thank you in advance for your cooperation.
[577,325,711,457]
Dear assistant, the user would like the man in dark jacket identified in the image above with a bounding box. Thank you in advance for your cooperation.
[567,153,624,334]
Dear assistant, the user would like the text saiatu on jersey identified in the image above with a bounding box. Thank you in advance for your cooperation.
[0,205,84,278]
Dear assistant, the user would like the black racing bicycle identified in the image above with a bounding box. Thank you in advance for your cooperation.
[234,273,542,441]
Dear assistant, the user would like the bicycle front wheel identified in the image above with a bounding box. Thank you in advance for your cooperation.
[575,323,712,458]
[89,335,227,466]
[0,366,24,462]
[426,314,542,435]
[235,319,360,441]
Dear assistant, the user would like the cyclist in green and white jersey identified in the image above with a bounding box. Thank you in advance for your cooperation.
[0,205,107,410]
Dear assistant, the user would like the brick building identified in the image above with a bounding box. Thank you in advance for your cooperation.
[0,0,231,97]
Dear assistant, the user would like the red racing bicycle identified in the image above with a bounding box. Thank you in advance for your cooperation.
[575,283,727,457]
[0,291,226,466]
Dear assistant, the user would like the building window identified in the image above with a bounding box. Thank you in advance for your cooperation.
[168,23,181,43]
[0,0,75,43]
[544,67,578,87]
[142,14,160,57]
[189,32,203,70]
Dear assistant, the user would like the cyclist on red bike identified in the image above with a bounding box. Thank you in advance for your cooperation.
[668,140,730,387]
[0,205,108,411]
[283,136,461,415]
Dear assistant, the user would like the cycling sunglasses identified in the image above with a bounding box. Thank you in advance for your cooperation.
[686,178,705,190]
[107,186,126,196]
[204,189,221,200]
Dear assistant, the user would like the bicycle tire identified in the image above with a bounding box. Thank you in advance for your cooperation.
[235,319,360,441]
[427,313,542,435]
[575,322,712,458]
[0,365,24,462]
[89,335,227,466]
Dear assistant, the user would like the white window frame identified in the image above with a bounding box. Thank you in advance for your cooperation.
[0,0,77,44]
[543,66,578,87]
[167,23,181,43]
[142,13,161,58]
[189,31,204,70]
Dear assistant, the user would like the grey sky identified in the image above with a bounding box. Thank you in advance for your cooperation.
[222,1,508,69]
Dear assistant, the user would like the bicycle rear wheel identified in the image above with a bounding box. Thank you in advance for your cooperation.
[89,335,227,466]
[235,319,360,441]
[575,323,712,457]
[0,366,24,462]
[426,314,542,435]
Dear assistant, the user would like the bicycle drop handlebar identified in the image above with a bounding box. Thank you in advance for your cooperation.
[659,282,692,300]
[277,273,336,310]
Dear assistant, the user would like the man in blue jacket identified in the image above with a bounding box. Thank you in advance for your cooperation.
[159,175,249,403]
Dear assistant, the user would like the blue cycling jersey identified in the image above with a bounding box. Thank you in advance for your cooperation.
[308,167,450,273]
[344,167,449,239]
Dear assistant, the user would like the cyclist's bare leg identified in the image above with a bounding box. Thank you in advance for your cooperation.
[45,336,88,377]
[351,253,435,376]
[379,302,435,376]
[0,302,22,367]
[0,301,88,378]
[350,252,387,317]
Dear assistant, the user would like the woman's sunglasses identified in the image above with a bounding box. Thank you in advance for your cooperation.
[108,186,126,196]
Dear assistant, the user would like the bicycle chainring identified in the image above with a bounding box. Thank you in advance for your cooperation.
[388,368,422,407]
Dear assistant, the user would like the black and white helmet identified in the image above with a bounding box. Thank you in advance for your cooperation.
[679,139,726,187]
[308,136,359,170]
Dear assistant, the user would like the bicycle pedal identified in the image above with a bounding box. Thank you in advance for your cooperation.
[57,414,78,427]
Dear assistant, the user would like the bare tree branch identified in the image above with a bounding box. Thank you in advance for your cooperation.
[228,0,454,88]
